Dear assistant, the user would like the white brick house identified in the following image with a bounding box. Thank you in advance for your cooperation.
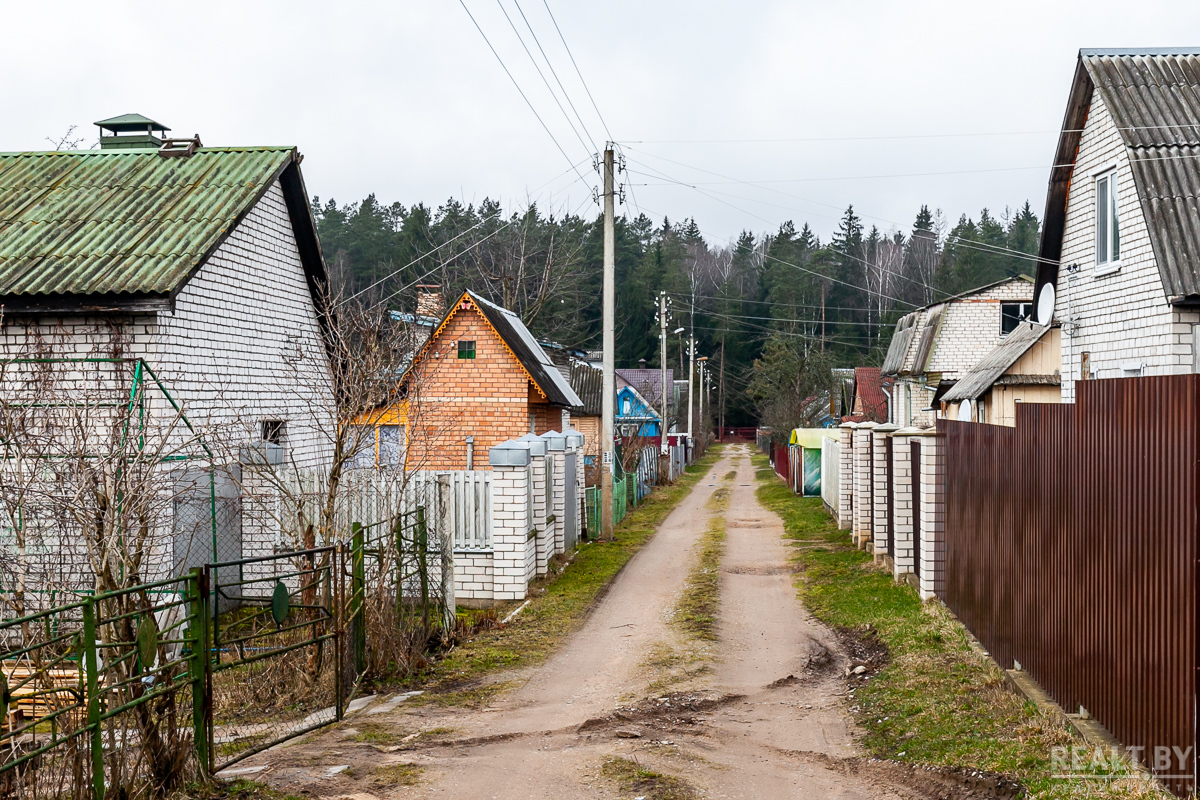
[1031,48,1200,397]
[0,119,335,586]
[881,276,1034,427]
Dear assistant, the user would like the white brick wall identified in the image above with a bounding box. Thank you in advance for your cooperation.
[871,425,897,557]
[853,424,876,546]
[918,433,945,600]
[889,433,918,579]
[837,424,854,529]
[1056,91,1200,400]
[926,280,1034,377]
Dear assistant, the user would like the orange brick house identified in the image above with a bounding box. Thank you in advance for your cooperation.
[359,291,583,471]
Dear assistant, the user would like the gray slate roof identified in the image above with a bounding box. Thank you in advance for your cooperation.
[941,322,1054,402]
[1035,49,1200,304]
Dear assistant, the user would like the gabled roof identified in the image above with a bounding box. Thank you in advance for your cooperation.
[1034,49,1200,306]
[616,382,661,421]
[411,290,583,408]
[0,147,326,311]
[942,322,1056,402]
[853,367,891,423]
[615,367,674,407]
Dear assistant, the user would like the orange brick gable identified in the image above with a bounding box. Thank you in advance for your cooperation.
[403,296,559,471]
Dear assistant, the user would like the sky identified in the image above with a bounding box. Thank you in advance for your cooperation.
[4,0,1200,246]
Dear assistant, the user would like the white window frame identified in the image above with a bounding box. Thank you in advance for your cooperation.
[1094,167,1121,276]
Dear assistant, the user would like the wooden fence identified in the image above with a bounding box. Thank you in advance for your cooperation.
[941,375,1199,795]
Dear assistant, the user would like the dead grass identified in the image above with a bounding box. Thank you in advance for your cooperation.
[672,483,730,641]
[599,756,700,800]
[372,762,423,786]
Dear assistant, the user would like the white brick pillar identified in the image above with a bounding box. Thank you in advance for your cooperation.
[889,431,918,581]
[488,440,535,602]
[871,424,898,558]
[918,431,946,601]
[837,423,855,530]
[853,422,876,547]
[518,433,551,577]
[542,431,568,555]
[565,428,586,542]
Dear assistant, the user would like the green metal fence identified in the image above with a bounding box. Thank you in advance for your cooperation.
[585,475,629,534]
[0,570,207,800]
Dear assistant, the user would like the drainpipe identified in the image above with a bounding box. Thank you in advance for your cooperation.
[466,436,475,470]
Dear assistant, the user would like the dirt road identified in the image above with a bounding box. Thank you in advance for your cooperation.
[242,446,1009,799]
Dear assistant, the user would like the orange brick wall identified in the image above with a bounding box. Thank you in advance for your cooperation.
[404,300,565,471]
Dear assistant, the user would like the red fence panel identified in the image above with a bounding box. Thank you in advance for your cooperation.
[941,375,1198,795]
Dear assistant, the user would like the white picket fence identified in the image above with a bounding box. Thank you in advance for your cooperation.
[334,468,493,551]
[445,471,493,551]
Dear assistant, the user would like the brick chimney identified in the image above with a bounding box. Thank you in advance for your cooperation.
[416,285,443,319]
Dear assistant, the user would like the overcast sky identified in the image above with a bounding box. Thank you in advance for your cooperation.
[4,0,1199,245]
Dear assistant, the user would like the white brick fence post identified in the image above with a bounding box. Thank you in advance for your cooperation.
[518,433,551,577]
[853,422,876,547]
[565,428,586,544]
[488,440,536,601]
[917,430,945,600]
[837,423,855,530]
[889,430,919,582]
[871,424,898,558]
[542,431,568,555]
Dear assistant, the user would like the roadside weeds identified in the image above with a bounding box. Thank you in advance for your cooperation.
[752,453,1168,800]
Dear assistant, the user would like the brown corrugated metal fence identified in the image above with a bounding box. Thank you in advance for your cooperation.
[941,376,1197,795]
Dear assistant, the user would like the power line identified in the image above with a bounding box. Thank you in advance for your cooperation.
[665,291,896,314]
[457,0,590,188]
[705,309,897,327]
[511,0,596,150]
[493,0,593,158]
[622,123,1200,145]
[541,0,612,141]
[625,148,1058,267]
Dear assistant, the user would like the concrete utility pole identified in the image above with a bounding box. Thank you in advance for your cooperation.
[697,356,708,441]
[600,146,615,541]
[686,333,695,444]
[658,291,669,455]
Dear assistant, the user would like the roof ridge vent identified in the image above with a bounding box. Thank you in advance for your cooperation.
[158,135,203,158]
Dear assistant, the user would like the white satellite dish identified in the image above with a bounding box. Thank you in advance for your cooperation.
[958,399,973,422]
[1036,282,1056,326]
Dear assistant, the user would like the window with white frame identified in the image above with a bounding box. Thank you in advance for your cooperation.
[1095,170,1121,270]
[1000,302,1032,336]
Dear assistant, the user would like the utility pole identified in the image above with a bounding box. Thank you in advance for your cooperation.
[686,333,695,445]
[600,146,615,541]
[658,291,669,455]
[697,356,708,443]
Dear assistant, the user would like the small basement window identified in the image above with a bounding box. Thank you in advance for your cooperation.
[1000,302,1032,336]
[1096,170,1121,271]
[458,340,476,359]
[261,420,286,444]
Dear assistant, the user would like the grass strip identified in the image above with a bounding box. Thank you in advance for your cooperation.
[412,445,726,704]
[673,482,730,641]
[752,453,1163,800]
[600,756,699,800]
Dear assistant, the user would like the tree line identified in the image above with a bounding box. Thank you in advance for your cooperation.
[312,195,1042,431]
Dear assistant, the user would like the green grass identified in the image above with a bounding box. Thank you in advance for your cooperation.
[752,453,1164,800]
[410,445,726,704]
[176,778,306,800]
[372,762,423,786]
[599,756,699,800]
[673,483,730,641]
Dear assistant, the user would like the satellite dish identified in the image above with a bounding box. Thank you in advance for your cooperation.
[958,399,973,422]
[1036,282,1056,326]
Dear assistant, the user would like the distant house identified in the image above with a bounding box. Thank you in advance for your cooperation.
[376,290,583,471]
[849,367,891,423]
[881,276,1035,427]
[1030,48,1200,398]
[567,360,603,468]
[941,323,1062,425]
[616,366,676,431]
[615,377,662,439]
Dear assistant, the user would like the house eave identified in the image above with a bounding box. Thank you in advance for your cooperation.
[0,293,172,315]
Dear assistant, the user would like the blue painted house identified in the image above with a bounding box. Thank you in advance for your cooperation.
[616,381,662,439]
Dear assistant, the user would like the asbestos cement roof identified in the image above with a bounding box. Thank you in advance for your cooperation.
[0,147,304,304]
[942,322,1054,402]
[569,360,604,416]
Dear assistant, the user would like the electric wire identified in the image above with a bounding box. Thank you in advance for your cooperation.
[541,0,612,141]
[457,0,590,188]
[511,0,597,150]
[622,123,1200,145]
[493,0,593,158]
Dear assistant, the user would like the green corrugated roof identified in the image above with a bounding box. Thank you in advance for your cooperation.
[0,147,297,298]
